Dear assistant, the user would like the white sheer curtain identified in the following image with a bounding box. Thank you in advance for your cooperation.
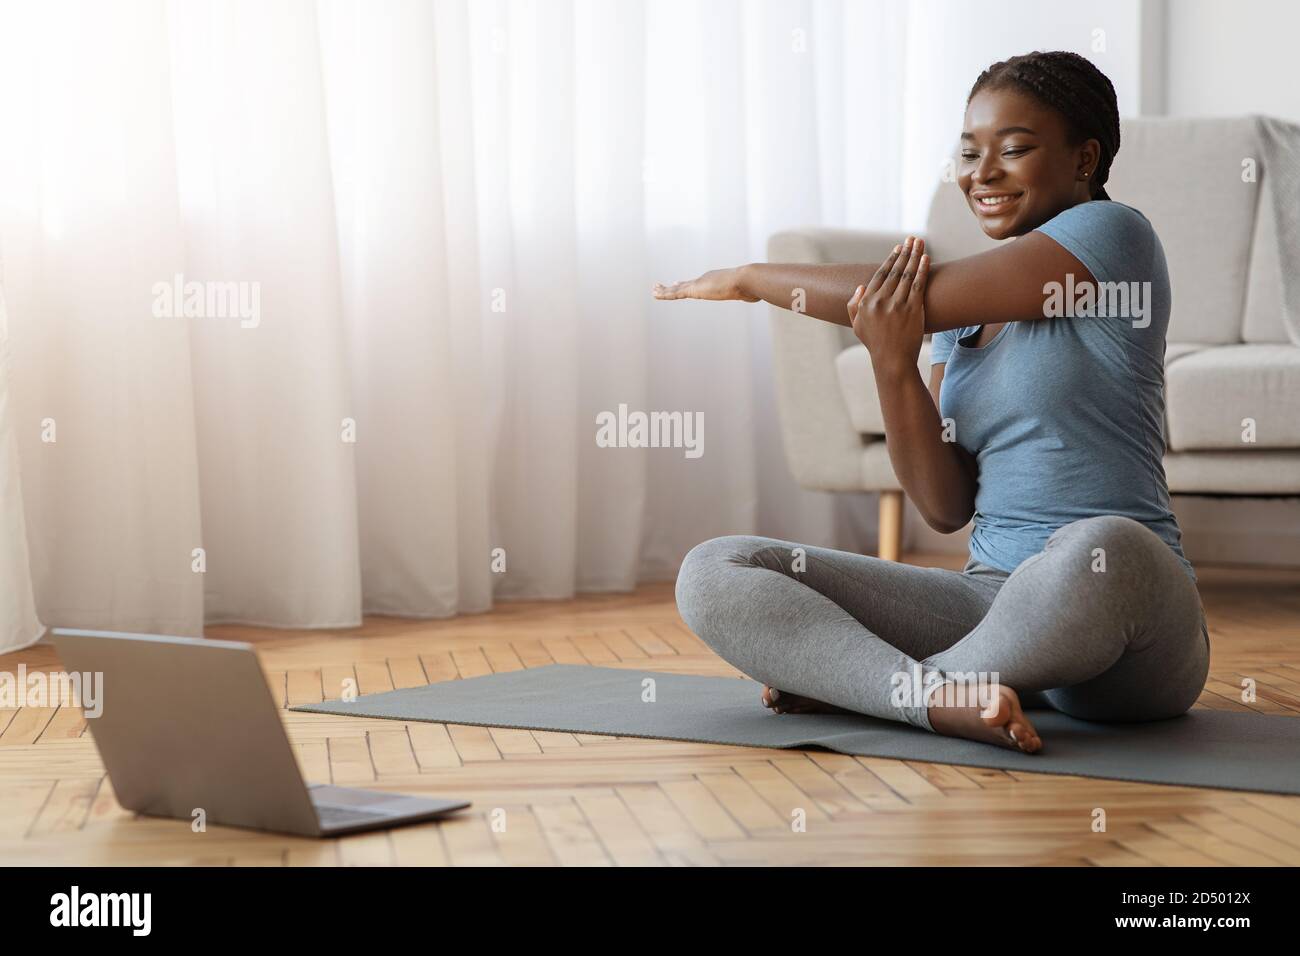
[0,0,908,651]
[0,288,40,648]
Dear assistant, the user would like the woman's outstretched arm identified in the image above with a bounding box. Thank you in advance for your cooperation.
[738,262,880,327]
[652,263,871,327]
[653,231,1093,333]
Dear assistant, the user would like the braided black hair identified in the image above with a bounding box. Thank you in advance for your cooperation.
[968,51,1121,201]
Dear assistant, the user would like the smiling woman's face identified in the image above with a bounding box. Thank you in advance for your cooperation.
[960,87,1100,240]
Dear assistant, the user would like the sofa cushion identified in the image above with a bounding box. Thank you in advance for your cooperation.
[835,338,932,436]
[1165,450,1300,495]
[1160,342,1210,446]
[1164,342,1208,366]
[1166,345,1300,450]
[860,437,903,491]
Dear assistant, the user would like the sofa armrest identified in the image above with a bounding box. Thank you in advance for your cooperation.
[766,227,914,491]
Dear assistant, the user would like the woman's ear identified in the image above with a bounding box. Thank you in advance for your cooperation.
[1078,137,1102,180]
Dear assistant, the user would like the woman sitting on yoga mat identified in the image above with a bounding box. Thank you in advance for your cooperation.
[652,51,1210,754]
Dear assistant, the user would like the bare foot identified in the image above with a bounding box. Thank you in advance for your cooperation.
[761,686,856,716]
[926,682,1042,753]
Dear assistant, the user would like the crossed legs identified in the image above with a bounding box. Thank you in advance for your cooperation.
[675,515,1209,751]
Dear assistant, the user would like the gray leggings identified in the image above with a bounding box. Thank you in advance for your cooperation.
[675,515,1210,732]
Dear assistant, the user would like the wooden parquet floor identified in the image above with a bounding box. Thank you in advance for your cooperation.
[2,556,1299,866]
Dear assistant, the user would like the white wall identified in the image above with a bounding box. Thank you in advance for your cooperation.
[1167,0,1300,123]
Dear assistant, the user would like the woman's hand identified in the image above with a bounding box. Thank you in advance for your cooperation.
[652,267,759,302]
[847,236,929,381]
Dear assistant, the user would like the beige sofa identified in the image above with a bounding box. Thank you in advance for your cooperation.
[768,116,1300,561]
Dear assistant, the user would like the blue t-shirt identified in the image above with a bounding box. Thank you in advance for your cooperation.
[929,199,1195,582]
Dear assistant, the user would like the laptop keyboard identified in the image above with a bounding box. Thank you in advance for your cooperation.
[315,805,389,827]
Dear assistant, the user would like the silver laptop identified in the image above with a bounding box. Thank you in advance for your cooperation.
[50,628,470,837]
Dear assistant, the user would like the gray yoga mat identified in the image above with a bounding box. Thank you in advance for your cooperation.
[291,664,1300,795]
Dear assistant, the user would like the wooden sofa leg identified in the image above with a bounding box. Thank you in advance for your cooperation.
[879,490,903,562]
